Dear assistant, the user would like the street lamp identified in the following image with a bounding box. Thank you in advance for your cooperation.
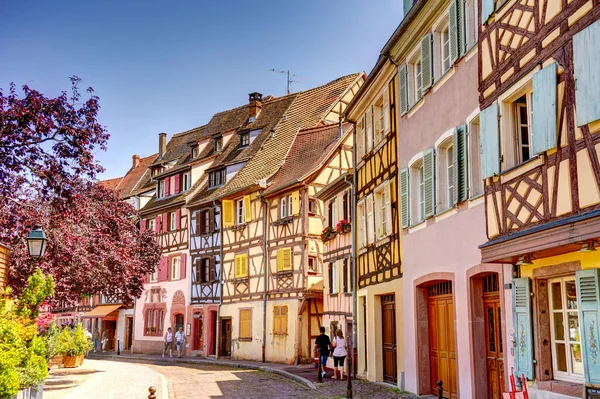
[27,225,47,259]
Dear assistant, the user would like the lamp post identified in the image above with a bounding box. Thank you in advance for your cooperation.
[27,225,47,259]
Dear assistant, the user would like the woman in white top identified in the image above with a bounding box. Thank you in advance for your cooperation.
[331,329,348,380]
[163,327,173,358]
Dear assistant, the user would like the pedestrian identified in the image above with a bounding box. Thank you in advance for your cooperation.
[175,327,187,358]
[84,328,93,357]
[314,326,331,378]
[163,327,173,358]
[92,328,99,353]
[102,329,110,352]
[331,329,347,380]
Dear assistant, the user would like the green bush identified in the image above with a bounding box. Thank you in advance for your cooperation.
[41,323,60,361]
[57,323,93,357]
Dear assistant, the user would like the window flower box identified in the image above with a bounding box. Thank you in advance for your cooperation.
[336,219,351,234]
[321,226,337,243]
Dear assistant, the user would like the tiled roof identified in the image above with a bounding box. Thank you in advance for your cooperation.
[195,73,362,203]
[100,177,123,191]
[263,123,351,196]
[151,126,208,167]
[99,153,158,199]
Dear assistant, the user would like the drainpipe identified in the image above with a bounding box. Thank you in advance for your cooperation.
[215,200,223,360]
[261,196,268,363]
[350,121,358,375]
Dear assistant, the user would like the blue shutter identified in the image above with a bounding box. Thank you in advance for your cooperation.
[480,103,500,179]
[576,269,600,384]
[399,65,408,114]
[481,0,495,25]
[423,148,435,218]
[400,168,410,228]
[532,63,557,154]
[513,277,534,380]
[573,19,600,126]
[403,0,413,19]
[421,34,433,92]
[449,0,460,63]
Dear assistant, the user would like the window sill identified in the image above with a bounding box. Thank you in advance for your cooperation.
[231,223,247,232]
[434,206,458,222]
[406,97,425,118]
[232,277,249,283]
[499,155,543,180]
[273,333,288,336]
[432,67,455,94]
[276,270,293,277]
[468,195,485,208]
[407,221,427,234]
[143,332,163,337]
[275,216,294,226]
[238,338,252,342]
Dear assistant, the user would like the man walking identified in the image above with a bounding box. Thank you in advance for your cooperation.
[314,326,331,378]
[175,326,187,358]
[163,327,173,358]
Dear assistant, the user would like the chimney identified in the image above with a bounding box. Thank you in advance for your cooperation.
[248,92,263,121]
[158,133,167,157]
[132,154,140,169]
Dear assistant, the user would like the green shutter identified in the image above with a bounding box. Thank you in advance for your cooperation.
[573,19,600,126]
[453,125,468,204]
[513,277,534,380]
[399,65,408,114]
[449,0,459,64]
[458,0,466,55]
[576,269,600,384]
[481,0,495,25]
[403,0,413,19]
[421,34,433,92]
[532,63,557,155]
[480,103,500,179]
[400,168,410,228]
[423,148,435,218]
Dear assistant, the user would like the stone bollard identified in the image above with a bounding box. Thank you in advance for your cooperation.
[148,386,156,399]
[437,380,443,399]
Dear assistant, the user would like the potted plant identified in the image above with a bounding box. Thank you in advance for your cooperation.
[336,219,351,234]
[320,226,336,243]
[41,323,62,369]
[57,324,92,368]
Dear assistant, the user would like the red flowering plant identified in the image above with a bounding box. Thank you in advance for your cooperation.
[320,226,336,243]
[336,219,351,234]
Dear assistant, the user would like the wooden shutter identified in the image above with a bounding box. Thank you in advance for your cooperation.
[222,200,234,227]
[576,269,600,384]
[481,0,495,25]
[421,34,433,92]
[573,20,600,126]
[449,0,459,64]
[140,219,147,234]
[532,63,557,154]
[162,212,169,232]
[195,211,202,235]
[274,307,281,334]
[356,116,365,159]
[328,264,333,294]
[155,216,161,233]
[209,257,215,282]
[383,86,391,134]
[277,248,292,271]
[400,168,410,228]
[457,0,465,55]
[480,103,500,179]
[291,191,300,216]
[513,277,534,380]
[209,208,215,233]
[399,65,408,114]
[241,254,248,277]
[366,194,375,244]
[164,178,170,196]
[366,107,373,152]
[384,181,392,236]
[234,255,241,278]
[158,257,168,282]
[174,174,180,194]
[423,148,435,218]
[175,209,181,230]
[180,253,186,279]
[453,125,468,203]
[240,309,251,339]
[243,195,252,222]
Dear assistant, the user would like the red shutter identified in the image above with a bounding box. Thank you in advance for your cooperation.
[158,256,168,282]
[180,253,187,279]
[140,219,146,233]
[165,178,170,196]
[176,209,181,230]
[174,175,181,194]
[163,212,169,232]
[155,216,161,233]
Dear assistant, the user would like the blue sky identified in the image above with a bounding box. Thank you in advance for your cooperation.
[0,0,403,179]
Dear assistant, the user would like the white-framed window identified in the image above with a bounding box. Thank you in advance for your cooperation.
[147,219,155,231]
[434,16,451,79]
[549,276,584,382]
[235,198,245,225]
[182,173,190,191]
[328,198,337,228]
[192,145,199,158]
[356,116,365,160]
[437,138,455,210]
[501,86,534,171]
[150,267,158,283]
[357,200,366,248]
[208,169,226,188]
[366,194,375,244]
[308,256,318,273]
[215,137,222,152]
[169,212,177,231]
[407,47,422,107]
[374,181,392,239]
[410,159,425,224]
[515,94,533,164]
[280,195,292,219]
[468,115,484,198]
[464,0,478,51]
[171,257,181,281]
[328,263,338,294]
[158,180,165,198]
[374,99,385,145]
[202,210,210,234]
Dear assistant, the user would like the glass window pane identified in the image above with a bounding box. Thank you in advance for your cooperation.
[553,312,565,341]
[568,313,580,342]
[551,282,562,310]
[571,344,584,375]
[487,306,496,353]
[555,343,567,372]
[566,280,578,309]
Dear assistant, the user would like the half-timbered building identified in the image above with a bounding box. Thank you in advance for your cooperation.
[345,56,402,385]
[197,74,362,363]
[477,0,600,397]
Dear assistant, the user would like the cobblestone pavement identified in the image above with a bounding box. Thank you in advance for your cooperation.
[43,359,165,399]
[131,360,419,399]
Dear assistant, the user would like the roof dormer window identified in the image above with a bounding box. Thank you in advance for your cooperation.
[215,137,223,152]
[240,133,250,148]
[192,145,199,158]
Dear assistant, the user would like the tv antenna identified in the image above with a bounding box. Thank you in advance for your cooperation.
[270,69,302,95]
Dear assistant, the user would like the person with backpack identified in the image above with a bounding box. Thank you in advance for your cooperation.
[331,329,348,380]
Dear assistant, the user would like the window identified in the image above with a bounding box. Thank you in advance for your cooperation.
[374,182,392,238]
[342,190,350,222]
[441,24,450,74]
[169,212,177,231]
[235,198,245,225]
[356,116,365,160]
[374,99,385,145]
[410,159,425,224]
[158,180,165,198]
[208,169,226,188]
[357,200,366,248]
[366,194,375,244]
[308,256,318,273]
[308,198,316,215]
[147,219,155,231]
[150,267,158,283]
[280,196,292,219]
[328,263,337,294]
[240,133,250,147]
[464,0,478,51]
[437,138,455,210]
[468,116,484,197]
[201,210,210,234]
[277,248,292,272]
[144,309,165,336]
[171,257,181,280]
[201,258,211,283]
[239,309,252,340]
[192,145,199,158]
[407,48,422,107]
[234,254,248,278]
[182,173,190,191]
[328,199,336,228]
[215,138,222,152]
[273,306,288,335]
[515,94,533,164]
[549,277,583,382]
[342,259,350,293]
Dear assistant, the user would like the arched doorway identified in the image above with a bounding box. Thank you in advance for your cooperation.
[174,313,184,333]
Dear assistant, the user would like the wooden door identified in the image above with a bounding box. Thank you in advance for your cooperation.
[195,315,204,351]
[428,282,457,399]
[125,317,133,350]
[483,274,503,399]
[381,294,397,383]
[175,314,184,333]
[220,319,231,356]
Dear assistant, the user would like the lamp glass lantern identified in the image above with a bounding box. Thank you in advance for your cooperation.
[27,225,47,259]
